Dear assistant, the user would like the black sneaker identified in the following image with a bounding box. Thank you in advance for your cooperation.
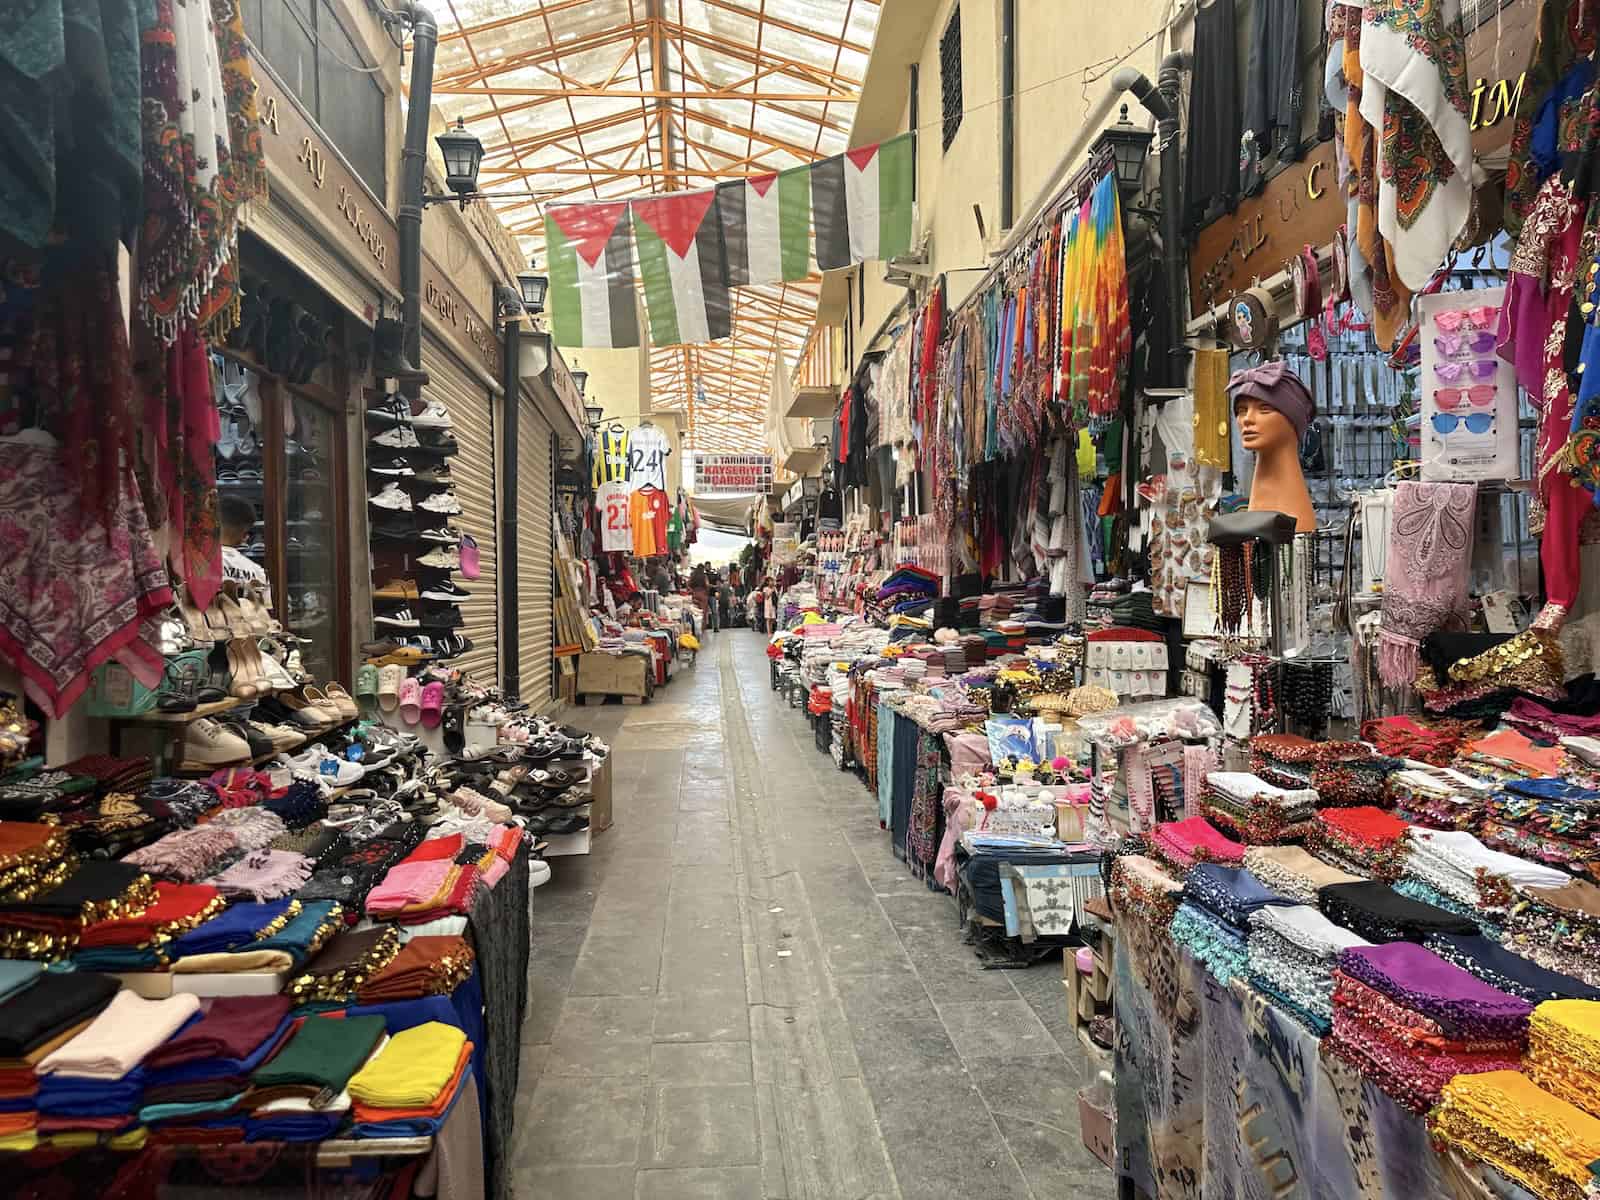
[412,464,454,485]
[419,606,464,630]
[416,430,459,456]
[430,633,474,658]
[421,579,470,601]
[365,395,414,425]
[418,524,459,544]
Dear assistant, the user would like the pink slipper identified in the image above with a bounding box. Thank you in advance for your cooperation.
[419,681,445,728]
[398,676,422,724]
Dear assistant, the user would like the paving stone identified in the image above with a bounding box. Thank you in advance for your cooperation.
[570,932,664,997]
[936,998,1061,1061]
[648,1041,752,1085]
[513,1164,637,1200]
[519,1077,645,1165]
[834,969,938,1025]
[653,989,750,1044]
[643,1084,761,1168]
[633,1167,764,1200]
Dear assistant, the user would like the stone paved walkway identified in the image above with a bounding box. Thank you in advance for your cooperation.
[513,630,1113,1199]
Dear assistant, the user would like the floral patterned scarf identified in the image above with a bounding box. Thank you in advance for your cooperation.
[1378,481,1476,687]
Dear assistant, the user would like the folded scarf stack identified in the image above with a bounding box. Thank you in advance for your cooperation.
[1324,943,1530,1113]
[1318,880,1477,943]
[207,849,314,902]
[1169,866,1289,984]
[248,1013,385,1107]
[170,899,342,974]
[288,926,403,1004]
[1308,806,1412,880]
[72,881,226,971]
[1430,1071,1600,1200]
[122,825,241,883]
[1198,771,1318,843]
[296,830,419,908]
[0,972,118,1150]
[139,995,294,1119]
[1246,733,1325,789]
[1361,715,1472,767]
[138,779,218,829]
[347,1021,473,1138]
[1504,880,1600,987]
[1247,904,1369,1033]
[1424,933,1600,1004]
[365,825,520,923]
[1405,828,1567,918]
[1481,777,1600,877]
[1147,817,1246,875]
[168,898,301,961]
[1386,765,1492,830]
[35,990,201,1135]
[0,822,74,904]
[260,780,327,831]
[1526,1000,1600,1120]
[356,934,475,1002]
[0,861,156,959]
[1242,845,1362,905]
[1108,854,1184,926]
[203,807,289,852]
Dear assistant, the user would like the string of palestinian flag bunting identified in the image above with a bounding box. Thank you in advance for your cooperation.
[544,133,914,350]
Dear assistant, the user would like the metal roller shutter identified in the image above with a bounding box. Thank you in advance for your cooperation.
[518,396,553,706]
[423,335,498,684]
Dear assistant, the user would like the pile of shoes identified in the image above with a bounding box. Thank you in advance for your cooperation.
[365,392,472,665]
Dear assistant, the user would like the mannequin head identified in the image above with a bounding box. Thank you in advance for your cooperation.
[1234,396,1301,458]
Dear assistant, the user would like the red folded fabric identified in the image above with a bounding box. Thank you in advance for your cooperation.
[78,883,222,947]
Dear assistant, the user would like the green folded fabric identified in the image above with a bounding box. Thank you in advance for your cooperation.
[251,1014,384,1093]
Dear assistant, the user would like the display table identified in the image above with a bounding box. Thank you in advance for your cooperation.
[1111,916,1534,1200]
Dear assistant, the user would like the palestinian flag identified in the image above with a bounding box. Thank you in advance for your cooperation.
[715,165,812,286]
[544,202,640,348]
[812,133,914,272]
[630,191,732,346]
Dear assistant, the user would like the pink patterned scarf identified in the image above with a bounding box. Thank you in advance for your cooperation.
[1379,482,1476,687]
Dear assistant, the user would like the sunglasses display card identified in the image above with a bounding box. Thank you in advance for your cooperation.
[1419,287,1518,483]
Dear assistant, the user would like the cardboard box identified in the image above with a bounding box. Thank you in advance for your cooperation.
[589,752,613,833]
[1078,1089,1115,1168]
[577,651,650,700]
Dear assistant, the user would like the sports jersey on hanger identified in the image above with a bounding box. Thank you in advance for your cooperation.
[593,426,631,487]
[629,485,669,557]
[597,480,632,552]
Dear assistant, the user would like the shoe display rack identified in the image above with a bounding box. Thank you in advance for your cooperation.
[365,392,472,664]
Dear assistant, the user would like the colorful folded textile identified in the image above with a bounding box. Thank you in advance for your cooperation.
[288,926,403,1004]
[1309,807,1411,880]
[1426,934,1600,1005]
[1247,904,1369,1032]
[1430,1071,1600,1200]
[1170,902,1249,984]
[1243,845,1362,905]
[1108,854,1183,926]
[1460,728,1566,777]
[39,991,201,1080]
[356,935,475,1003]
[1361,715,1472,767]
[0,961,43,1004]
[122,826,240,883]
[1527,1000,1600,1120]
[1505,880,1600,987]
[1337,942,1533,1039]
[1318,880,1478,942]
[76,882,224,951]
[206,849,314,902]
[168,898,301,958]
[0,973,118,1058]
[249,899,341,969]
[1147,817,1245,874]
[143,996,293,1073]
[0,823,72,901]
[1392,877,1501,939]
[250,1014,385,1099]
[0,862,156,959]
[1405,828,1568,914]
[347,1021,468,1110]
[1182,864,1291,929]
[202,807,288,853]
[1386,765,1492,830]
[1199,772,1318,843]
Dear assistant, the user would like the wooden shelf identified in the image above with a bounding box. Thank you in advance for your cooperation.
[115,697,247,725]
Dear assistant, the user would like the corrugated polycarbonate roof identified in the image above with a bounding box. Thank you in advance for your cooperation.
[427,0,879,452]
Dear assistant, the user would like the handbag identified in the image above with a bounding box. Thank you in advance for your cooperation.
[459,533,481,580]
[81,650,206,719]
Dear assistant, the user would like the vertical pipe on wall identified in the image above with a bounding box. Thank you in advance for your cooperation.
[500,323,521,701]
[392,2,437,401]
[909,64,920,203]
[1000,0,1016,230]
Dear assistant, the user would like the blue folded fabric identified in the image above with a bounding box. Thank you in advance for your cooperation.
[0,960,42,1003]
[349,1066,471,1141]
[246,1113,345,1141]
[1425,931,1600,1004]
[69,947,166,972]
[170,899,299,958]
[254,901,340,967]
[1502,777,1600,803]
[1184,864,1292,929]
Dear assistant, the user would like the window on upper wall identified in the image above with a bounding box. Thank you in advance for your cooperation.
[243,0,387,199]
[940,6,963,152]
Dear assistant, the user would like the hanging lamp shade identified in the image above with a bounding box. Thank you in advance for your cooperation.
[1092,105,1153,197]
[435,118,484,199]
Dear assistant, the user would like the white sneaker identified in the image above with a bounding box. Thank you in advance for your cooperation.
[289,746,365,786]
[418,524,459,544]
[181,718,252,767]
[529,859,551,888]
[411,400,454,430]
[417,547,459,570]
[417,490,462,515]
[375,606,420,628]
[372,426,420,449]
[369,482,413,511]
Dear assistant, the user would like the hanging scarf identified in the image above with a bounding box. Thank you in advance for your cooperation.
[1358,0,1473,293]
[1345,13,1414,348]
[1378,481,1475,687]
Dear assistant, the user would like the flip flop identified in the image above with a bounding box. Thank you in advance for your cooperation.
[420,681,445,729]
[377,664,404,713]
[398,677,422,724]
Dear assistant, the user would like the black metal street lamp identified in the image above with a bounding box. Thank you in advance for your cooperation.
[571,368,589,398]
[1092,104,1154,200]
[428,118,485,209]
[584,403,604,428]
[518,266,548,314]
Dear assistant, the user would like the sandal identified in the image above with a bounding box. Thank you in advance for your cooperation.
[226,641,260,699]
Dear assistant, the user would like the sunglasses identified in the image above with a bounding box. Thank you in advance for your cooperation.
[1435,385,1497,410]
[1435,359,1497,383]
[1434,306,1497,332]
[1431,412,1495,434]
[1436,332,1496,357]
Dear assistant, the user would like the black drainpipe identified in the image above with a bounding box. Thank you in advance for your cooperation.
[499,324,521,701]
[392,1,438,400]
[1000,0,1016,230]
[1116,51,1190,388]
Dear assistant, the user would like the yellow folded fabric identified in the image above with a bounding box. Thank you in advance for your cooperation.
[1528,1000,1600,1119]
[0,1130,37,1152]
[347,1020,467,1108]
[1429,1070,1600,1200]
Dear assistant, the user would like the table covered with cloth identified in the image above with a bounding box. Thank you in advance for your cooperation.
[1112,915,1538,1200]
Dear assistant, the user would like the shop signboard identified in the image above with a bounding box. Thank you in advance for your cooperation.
[1186,0,1538,317]
[692,453,773,495]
